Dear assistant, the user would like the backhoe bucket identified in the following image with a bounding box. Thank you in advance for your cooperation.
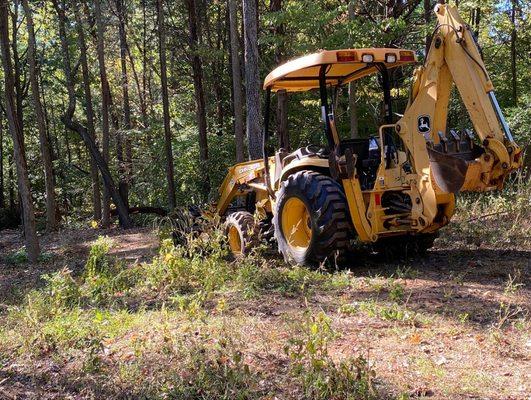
[428,147,469,193]
[426,130,486,193]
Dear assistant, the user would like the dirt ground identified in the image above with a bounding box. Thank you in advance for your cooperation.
[0,227,158,310]
[0,223,529,399]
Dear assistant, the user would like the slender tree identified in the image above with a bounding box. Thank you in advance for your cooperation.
[185,0,210,197]
[424,0,432,55]
[204,2,225,131]
[74,5,102,221]
[0,106,5,209]
[51,0,132,229]
[10,0,24,138]
[510,0,518,105]
[142,0,150,123]
[228,0,245,162]
[116,0,132,208]
[94,0,113,226]
[270,0,289,149]
[156,0,176,209]
[125,40,148,128]
[242,0,262,160]
[472,7,481,38]
[0,0,40,261]
[8,154,15,210]
[348,1,359,139]
[21,0,58,231]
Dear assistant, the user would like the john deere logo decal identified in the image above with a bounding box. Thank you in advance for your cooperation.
[418,115,431,134]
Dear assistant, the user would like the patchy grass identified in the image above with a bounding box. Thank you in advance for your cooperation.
[0,181,530,399]
[0,226,375,399]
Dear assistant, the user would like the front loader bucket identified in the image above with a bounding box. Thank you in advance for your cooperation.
[428,147,469,193]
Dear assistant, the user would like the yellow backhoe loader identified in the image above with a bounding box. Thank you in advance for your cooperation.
[216,4,522,266]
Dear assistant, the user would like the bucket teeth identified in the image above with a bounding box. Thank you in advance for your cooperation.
[431,128,479,156]
[463,129,475,149]
[449,130,461,153]
[437,131,448,152]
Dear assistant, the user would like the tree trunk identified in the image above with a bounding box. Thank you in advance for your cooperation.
[205,2,224,133]
[8,154,15,210]
[473,7,481,38]
[348,1,359,139]
[424,0,431,55]
[270,0,289,149]
[94,0,113,227]
[21,0,58,232]
[228,0,245,162]
[156,0,177,209]
[142,0,149,125]
[10,1,24,139]
[116,0,131,208]
[242,0,262,160]
[215,5,225,131]
[0,108,5,208]
[125,40,148,128]
[74,6,102,221]
[510,0,517,106]
[52,0,132,229]
[0,0,40,261]
[276,90,289,148]
[185,0,210,198]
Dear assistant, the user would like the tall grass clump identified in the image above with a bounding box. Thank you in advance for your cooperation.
[444,175,531,247]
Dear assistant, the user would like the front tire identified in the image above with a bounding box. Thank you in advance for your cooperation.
[224,211,258,256]
[273,171,353,266]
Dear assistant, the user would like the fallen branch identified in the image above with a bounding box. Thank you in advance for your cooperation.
[466,211,509,223]
[110,206,168,217]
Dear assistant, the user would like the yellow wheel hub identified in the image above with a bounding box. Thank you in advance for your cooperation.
[227,225,243,255]
[282,197,312,250]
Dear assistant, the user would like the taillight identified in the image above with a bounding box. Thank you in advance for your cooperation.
[336,51,357,62]
[400,51,415,61]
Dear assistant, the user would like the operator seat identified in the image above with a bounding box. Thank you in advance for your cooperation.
[274,145,328,183]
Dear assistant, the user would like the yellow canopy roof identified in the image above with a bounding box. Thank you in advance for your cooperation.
[263,48,417,92]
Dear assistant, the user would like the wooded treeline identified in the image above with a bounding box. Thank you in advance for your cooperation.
[0,0,529,261]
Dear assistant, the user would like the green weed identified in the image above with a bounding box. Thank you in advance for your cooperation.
[388,281,405,302]
[354,300,428,325]
[285,311,375,400]
[394,265,419,280]
[42,268,80,310]
[4,248,53,265]
[504,271,524,296]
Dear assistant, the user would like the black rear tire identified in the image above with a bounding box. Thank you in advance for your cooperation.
[273,170,353,267]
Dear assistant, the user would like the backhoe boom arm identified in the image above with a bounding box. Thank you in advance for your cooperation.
[401,4,521,196]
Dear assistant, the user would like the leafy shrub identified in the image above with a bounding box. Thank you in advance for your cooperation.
[285,311,375,400]
[85,236,115,277]
[142,237,232,295]
[170,331,259,398]
[4,248,28,265]
[81,236,138,305]
[4,248,53,265]
[388,280,405,302]
[42,268,80,310]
